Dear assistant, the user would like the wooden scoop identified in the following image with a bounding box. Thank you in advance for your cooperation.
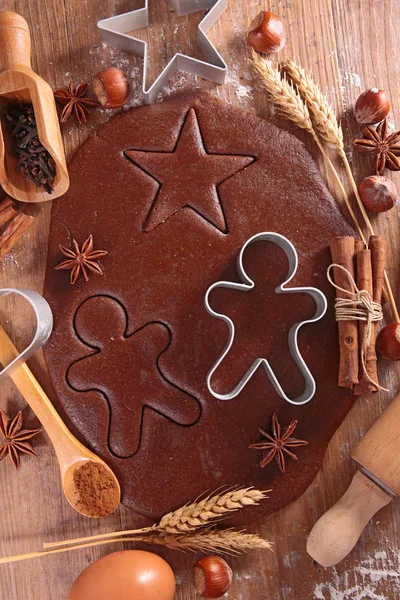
[307,391,400,567]
[0,11,69,202]
[0,323,120,518]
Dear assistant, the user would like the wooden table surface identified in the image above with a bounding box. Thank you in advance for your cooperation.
[1,1,400,598]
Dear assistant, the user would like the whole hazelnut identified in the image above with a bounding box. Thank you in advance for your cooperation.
[247,11,286,54]
[93,67,131,109]
[358,175,398,213]
[376,323,400,361]
[193,555,233,598]
[354,89,391,124]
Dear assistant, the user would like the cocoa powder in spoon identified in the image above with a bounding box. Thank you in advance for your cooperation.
[72,461,120,518]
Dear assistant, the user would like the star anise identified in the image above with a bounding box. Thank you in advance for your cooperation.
[0,408,41,469]
[54,235,108,285]
[54,83,101,124]
[353,119,400,175]
[249,412,308,473]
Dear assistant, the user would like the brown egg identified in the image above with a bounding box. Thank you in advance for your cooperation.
[68,550,176,600]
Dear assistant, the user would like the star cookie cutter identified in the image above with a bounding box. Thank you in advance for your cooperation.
[204,232,328,406]
[97,0,228,104]
[0,289,53,381]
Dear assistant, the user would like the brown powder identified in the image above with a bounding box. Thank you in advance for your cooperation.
[72,461,120,518]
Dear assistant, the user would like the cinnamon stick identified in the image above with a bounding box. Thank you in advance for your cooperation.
[0,197,17,228]
[354,239,365,254]
[330,236,359,388]
[368,235,387,388]
[370,235,387,305]
[0,212,35,260]
[353,248,376,395]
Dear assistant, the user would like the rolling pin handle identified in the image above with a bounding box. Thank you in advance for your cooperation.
[0,11,31,73]
[306,470,392,567]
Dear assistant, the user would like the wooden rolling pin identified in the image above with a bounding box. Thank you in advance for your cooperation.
[307,392,400,566]
[0,11,69,201]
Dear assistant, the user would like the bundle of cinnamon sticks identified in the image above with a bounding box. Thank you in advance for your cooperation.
[0,197,35,261]
[330,235,387,395]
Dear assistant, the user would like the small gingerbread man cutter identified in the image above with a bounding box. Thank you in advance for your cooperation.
[204,232,328,406]
[97,0,228,104]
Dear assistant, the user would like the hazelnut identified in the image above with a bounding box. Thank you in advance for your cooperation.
[93,67,131,109]
[376,323,400,361]
[247,11,285,54]
[358,175,398,213]
[354,89,391,124]
[193,555,233,598]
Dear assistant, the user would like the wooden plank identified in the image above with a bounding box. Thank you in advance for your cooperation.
[1,0,400,598]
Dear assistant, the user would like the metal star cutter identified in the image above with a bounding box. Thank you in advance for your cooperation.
[204,232,328,406]
[98,0,228,104]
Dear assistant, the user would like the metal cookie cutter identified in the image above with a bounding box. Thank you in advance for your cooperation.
[204,232,328,406]
[0,289,53,381]
[98,0,228,104]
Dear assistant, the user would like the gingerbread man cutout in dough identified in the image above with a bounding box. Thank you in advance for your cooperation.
[67,296,200,458]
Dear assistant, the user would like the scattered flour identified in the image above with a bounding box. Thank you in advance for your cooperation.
[339,440,351,455]
[236,84,252,100]
[281,587,293,600]
[386,120,398,133]
[340,70,362,88]
[283,550,301,568]
[226,69,254,102]
[314,549,400,599]
[1,252,19,268]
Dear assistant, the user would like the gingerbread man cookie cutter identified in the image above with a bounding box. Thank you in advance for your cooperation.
[0,288,53,381]
[97,0,228,104]
[204,232,328,405]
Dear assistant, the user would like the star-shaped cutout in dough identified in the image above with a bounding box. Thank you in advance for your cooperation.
[125,109,254,233]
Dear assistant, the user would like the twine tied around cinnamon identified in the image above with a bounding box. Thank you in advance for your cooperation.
[327,263,388,392]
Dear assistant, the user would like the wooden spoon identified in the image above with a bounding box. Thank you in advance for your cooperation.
[0,323,120,518]
[0,11,69,202]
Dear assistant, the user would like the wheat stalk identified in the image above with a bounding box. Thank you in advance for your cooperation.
[251,52,365,243]
[1,488,272,564]
[281,58,367,243]
[283,58,366,212]
[282,57,371,230]
[283,56,376,236]
[44,487,270,550]
[283,58,399,321]
[252,52,398,320]
[0,529,273,565]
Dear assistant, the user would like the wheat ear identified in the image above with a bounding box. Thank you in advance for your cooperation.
[145,528,273,554]
[251,51,316,136]
[283,58,399,321]
[158,487,269,533]
[283,59,343,150]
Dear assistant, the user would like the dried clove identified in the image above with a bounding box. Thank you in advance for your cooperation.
[6,105,56,193]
